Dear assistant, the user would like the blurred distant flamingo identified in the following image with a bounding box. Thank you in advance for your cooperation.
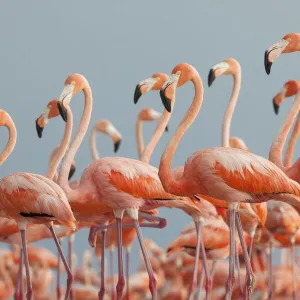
[157,63,300,300]
[0,108,76,300]
[264,32,300,74]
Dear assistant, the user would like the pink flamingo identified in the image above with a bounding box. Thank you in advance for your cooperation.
[0,108,76,300]
[157,63,300,300]
[264,33,300,75]
[52,73,180,300]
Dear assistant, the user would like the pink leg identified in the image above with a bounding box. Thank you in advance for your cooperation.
[68,234,74,300]
[225,207,236,300]
[99,230,106,300]
[115,217,125,300]
[110,248,115,300]
[235,212,255,300]
[291,237,296,300]
[235,242,243,297]
[89,215,167,248]
[49,225,73,300]
[14,247,23,300]
[133,219,157,300]
[20,230,32,300]
[268,240,273,300]
[126,249,130,300]
[197,267,205,300]
[188,220,202,300]
[57,239,61,300]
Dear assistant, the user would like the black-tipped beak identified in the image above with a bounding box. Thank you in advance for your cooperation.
[272,98,279,115]
[68,165,76,180]
[165,125,169,132]
[208,69,216,87]
[166,247,172,253]
[264,50,272,75]
[134,84,142,104]
[114,140,121,153]
[35,118,44,138]
[160,88,172,113]
[57,102,68,122]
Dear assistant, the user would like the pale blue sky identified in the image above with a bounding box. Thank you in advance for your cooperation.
[1,0,299,274]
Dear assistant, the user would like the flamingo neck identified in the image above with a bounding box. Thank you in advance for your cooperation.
[284,113,300,167]
[89,127,99,161]
[141,109,172,164]
[58,86,93,195]
[136,117,144,159]
[46,111,73,180]
[222,69,241,147]
[269,93,300,170]
[0,114,17,166]
[159,74,204,195]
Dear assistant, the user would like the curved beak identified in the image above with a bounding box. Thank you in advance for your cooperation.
[58,83,75,122]
[272,87,286,115]
[114,140,121,153]
[208,62,229,87]
[35,108,49,138]
[264,39,290,74]
[68,163,76,180]
[165,125,169,132]
[159,72,181,113]
[134,77,160,104]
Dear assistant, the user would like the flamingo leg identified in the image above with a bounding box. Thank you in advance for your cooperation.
[20,229,32,300]
[14,247,23,300]
[133,219,157,300]
[49,225,73,300]
[197,267,205,300]
[267,240,273,300]
[110,248,115,300]
[235,212,255,300]
[188,219,202,299]
[57,238,61,300]
[225,207,236,300]
[291,236,296,300]
[68,234,75,300]
[115,216,125,300]
[125,248,130,300]
[210,260,217,282]
[235,241,243,297]
[89,215,167,247]
[99,230,106,300]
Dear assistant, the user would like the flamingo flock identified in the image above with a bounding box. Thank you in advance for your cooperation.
[1,32,300,300]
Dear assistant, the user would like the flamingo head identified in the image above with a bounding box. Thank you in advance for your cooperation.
[138,108,168,132]
[208,58,240,87]
[272,80,300,114]
[133,73,168,104]
[264,33,300,74]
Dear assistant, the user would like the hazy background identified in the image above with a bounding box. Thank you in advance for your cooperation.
[1,0,299,276]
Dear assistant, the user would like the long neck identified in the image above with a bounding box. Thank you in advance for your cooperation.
[269,93,300,169]
[46,116,73,180]
[284,112,300,167]
[159,75,204,195]
[222,70,241,147]
[89,127,99,161]
[58,86,93,194]
[0,116,17,166]
[136,118,144,159]
[141,110,171,164]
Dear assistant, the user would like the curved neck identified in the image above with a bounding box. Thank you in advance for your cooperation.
[89,127,99,161]
[46,115,73,180]
[136,118,144,159]
[141,110,171,164]
[284,112,300,167]
[222,70,241,147]
[269,93,300,169]
[159,74,204,194]
[0,115,17,166]
[58,86,93,194]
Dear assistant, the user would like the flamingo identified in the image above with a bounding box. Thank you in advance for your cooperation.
[0,108,76,300]
[264,32,300,75]
[157,62,300,299]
